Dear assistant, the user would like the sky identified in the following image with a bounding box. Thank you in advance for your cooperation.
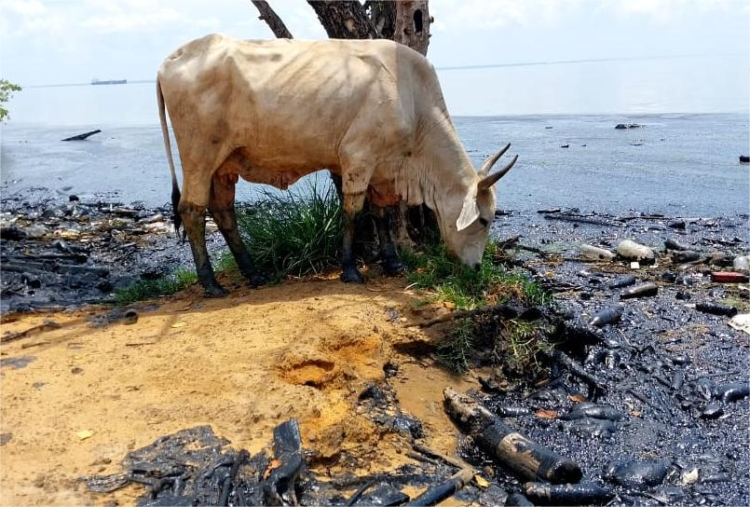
[1,0,749,117]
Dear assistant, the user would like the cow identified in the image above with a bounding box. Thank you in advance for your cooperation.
[157,34,518,297]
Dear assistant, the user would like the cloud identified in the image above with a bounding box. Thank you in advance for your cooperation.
[431,0,748,30]
[0,0,65,37]
[431,0,582,30]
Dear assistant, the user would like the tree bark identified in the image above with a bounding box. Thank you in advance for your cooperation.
[250,0,293,38]
[367,1,396,39]
[394,0,431,55]
[306,0,379,39]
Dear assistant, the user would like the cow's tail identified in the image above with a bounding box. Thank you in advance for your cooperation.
[157,76,182,237]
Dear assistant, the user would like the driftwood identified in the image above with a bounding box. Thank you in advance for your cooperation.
[1,320,62,344]
[415,304,518,328]
[541,349,606,394]
[219,450,248,506]
[2,260,108,278]
[523,482,614,506]
[543,213,619,227]
[406,468,473,506]
[261,420,303,506]
[62,129,101,141]
[250,0,293,38]
[443,387,582,484]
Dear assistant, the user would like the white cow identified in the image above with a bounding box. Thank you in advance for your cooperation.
[157,34,517,296]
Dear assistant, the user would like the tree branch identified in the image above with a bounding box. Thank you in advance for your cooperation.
[306,0,379,39]
[250,0,293,39]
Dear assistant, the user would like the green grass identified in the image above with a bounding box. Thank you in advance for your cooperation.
[114,267,198,305]
[401,240,550,311]
[234,183,343,281]
[437,319,475,373]
[115,183,342,304]
[402,239,553,375]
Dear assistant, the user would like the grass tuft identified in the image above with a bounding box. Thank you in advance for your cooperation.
[114,268,197,305]
[401,240,550,310]
[402,239,553,375]
[437,319,475,373]
[235,182,343,281]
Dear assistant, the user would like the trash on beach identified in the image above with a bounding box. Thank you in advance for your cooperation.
[728,314,750,335]
[710,272,749,283]
[616,240,655,262]
[620,283,658,299]
[733,255,750,273]
[580,244,615,261]
[695,302,738,317]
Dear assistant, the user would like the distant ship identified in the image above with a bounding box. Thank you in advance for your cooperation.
[91,78,127,85]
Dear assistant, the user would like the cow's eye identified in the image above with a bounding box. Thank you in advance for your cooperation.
[479,217,489,227]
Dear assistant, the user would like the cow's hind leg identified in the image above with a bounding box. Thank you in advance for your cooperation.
[209,173,267,288]
[374,205,404,276]
[341,192,366,284]
[179,202,227,298]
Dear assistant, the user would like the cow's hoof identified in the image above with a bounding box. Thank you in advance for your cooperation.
[340,269,365,284]
[247,272,268,288]
[204,285,229,298]
[382,259,405,277]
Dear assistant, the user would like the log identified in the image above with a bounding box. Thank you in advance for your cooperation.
[443,387,582,484]
[523,482,614,506]
[540,349,606,393]
[261,420,304,506]
[250,0,293,38]
[1,320,62,344]
[406,468,473,506]
[415,303,518,328]
[62,129,101,141]
[543,213,619,227]
[1,260,108,278]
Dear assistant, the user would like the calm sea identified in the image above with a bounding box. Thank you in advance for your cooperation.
[1,77,748,216]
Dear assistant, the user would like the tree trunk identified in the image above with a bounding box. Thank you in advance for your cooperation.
[249,0,293,39]
[251,0,439,252]
[307,0,378,39]
[393,1,431,55]
[368,1,396,39]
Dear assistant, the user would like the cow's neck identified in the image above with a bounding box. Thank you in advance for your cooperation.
[415,117,477,211]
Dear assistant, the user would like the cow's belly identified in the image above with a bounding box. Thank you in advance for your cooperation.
[221,145,338,190]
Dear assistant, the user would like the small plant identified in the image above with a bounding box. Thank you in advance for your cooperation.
[114,268,197,305]
[401,240,550,310]
[437,319,475,373]
[403,238,553,375]
[0,79,21,122]
[497,319,555,377]
[234,182,344,280]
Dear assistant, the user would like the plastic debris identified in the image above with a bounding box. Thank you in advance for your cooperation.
[617,240,655,262]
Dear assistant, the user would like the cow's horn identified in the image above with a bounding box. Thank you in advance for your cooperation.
[479,143,511,177]
[478,154,518,191]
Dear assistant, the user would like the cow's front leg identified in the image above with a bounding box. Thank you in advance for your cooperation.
[179,202,227,297]
[374,205,404,276]
[341,191,366,284]
[209,174,267,288]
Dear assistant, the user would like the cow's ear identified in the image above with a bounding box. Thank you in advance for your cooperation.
[456,190,480,231]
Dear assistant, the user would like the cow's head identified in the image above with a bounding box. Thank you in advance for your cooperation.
[440,144,518,269]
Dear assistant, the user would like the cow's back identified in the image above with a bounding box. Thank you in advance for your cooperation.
[158,35,438,176]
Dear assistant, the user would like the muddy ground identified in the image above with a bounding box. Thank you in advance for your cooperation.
[1,191,748,506]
